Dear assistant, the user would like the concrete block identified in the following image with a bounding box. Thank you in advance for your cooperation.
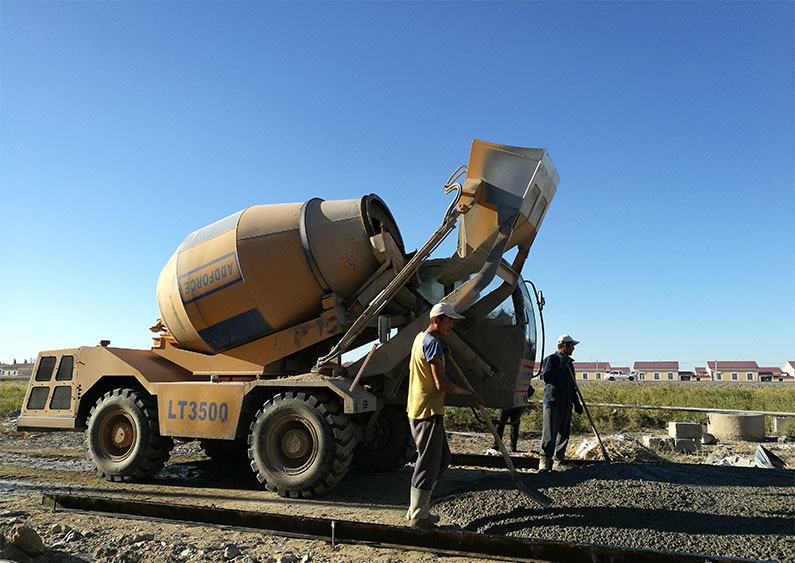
[668,422,703,439]
[674,438,700,453]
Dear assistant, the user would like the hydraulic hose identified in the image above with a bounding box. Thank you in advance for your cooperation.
[524,279,545,379]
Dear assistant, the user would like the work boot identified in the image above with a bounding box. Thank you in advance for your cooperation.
[405,487,435,528]
[538,457,554,473]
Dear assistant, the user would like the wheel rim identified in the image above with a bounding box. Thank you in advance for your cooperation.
[97,408,136,461]
[265,413,319,475]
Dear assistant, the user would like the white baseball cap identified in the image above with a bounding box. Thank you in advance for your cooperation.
[429,302,465,320]
[557,334,579,345]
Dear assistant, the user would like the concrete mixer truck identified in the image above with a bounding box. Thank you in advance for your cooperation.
[17,140,559,498]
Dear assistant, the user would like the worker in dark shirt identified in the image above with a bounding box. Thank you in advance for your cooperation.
[539,334,583,472]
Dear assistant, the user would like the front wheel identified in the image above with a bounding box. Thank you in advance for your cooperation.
[85,388,173,482]
[248,391,354,498]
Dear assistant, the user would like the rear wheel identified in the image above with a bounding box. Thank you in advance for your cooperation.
[353,405,415,472]
[85,388,173,482]
[248,391,354,498]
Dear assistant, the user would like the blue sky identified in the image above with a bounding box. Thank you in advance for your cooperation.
[1,1,792,370]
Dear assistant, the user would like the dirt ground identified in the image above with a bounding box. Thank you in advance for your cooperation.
[1,414,793,563]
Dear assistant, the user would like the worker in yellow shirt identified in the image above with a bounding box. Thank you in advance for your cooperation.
[405,302,474,527]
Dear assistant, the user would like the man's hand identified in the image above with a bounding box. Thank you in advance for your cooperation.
[468,393,482,407]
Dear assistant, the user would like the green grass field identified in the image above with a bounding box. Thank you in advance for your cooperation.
[0,381,27,416]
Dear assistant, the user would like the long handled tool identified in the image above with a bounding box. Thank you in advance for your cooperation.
[567,364,611,462]
[445,354,552,508]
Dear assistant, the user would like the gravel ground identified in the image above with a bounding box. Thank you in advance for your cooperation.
[436,462,795,562]
[1,412,793,563]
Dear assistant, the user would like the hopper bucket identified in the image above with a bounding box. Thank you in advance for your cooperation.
[457,139,559,259]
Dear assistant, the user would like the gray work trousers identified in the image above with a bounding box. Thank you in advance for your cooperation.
[541,403,572,460]
[409,414,451,491]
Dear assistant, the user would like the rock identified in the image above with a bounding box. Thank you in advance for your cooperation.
[702,432,716,445]
[117,532,133,545]
[64,529,83,542]
[640,435,661,448]
[299,555,312,563]
[116,552,143,563]
[131,532,154,543]
[0,511,26,519]
[659,437,674,450]
[9,523,44,555]
[95,545,118,558]
[234,556,256,563]
[225,543,242,558]
[673,438,700,453]
[275,554,297,563]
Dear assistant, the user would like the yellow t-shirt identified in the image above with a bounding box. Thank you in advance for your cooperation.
[406,331,445,420]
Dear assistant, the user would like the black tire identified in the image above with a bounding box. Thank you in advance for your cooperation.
[200,438,250,464]
[248,391,354,498]
[608,377,615,381]
[353,405,415,472]
[85,388,173,482]
[628,376,635,381]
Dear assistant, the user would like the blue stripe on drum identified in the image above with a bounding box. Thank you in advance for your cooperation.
[178,252,242,305]
[197,308,272,352]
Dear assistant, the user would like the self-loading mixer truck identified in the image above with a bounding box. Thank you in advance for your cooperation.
[18,140,559,499]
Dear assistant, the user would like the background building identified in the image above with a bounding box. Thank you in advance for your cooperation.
[634,361,679,381]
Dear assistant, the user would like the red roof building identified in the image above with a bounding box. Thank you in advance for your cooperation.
[634,361,679,381]
[705,361,759,382]
[756,366,793,382]
[572,362,611,381]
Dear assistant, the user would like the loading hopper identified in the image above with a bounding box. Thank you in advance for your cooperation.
[457,139,559,259]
